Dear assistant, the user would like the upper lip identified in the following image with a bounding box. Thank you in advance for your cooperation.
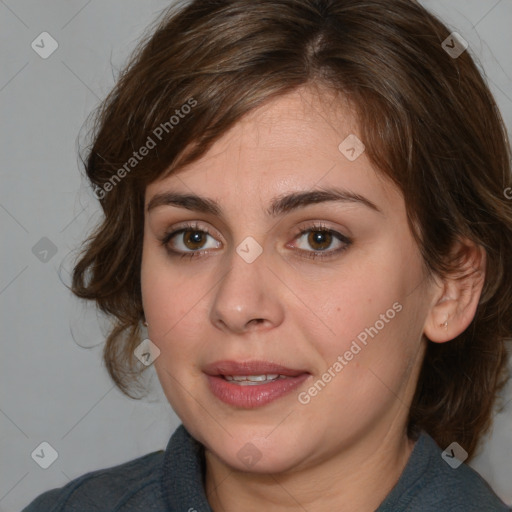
[203,360,309,377]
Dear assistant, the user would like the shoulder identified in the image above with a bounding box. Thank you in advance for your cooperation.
[21,449,166,512]
[412,456,510,511]
[379,432,511,512]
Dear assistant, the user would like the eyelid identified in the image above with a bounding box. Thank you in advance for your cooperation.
[160,220,352,259]
[293,220,349,238]
[160,220,221,248]
[164,220,219,238]
[288,221,351,254]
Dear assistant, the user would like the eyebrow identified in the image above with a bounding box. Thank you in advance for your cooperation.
[146,187,383,217]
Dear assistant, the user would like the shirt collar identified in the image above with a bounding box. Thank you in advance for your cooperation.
[161,424,432,511]
[161,424,212,511]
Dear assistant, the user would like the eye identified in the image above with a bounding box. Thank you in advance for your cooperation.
[159,222,220,259]
[290,223,352,260]
[159,221,352,261]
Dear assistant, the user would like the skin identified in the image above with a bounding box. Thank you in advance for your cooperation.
[141,86,486,511]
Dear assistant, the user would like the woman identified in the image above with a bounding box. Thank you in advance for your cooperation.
[23,0,512,510]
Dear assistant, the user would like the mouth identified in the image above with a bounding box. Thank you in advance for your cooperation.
[223,374,288,385]
[203,360,310,408]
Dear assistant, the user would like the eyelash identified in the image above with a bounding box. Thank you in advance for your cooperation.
[159,221,352,261]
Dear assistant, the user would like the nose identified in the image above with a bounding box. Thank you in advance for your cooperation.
[209,246,285,335]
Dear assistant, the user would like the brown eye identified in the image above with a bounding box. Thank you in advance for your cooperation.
[305,230,333,251]
[160,222,221,258]
[295,228,345,252]
[292,224,352,260]
[182,230,208,250]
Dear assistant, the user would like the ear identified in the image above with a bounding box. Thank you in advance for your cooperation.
[423,238,486,343]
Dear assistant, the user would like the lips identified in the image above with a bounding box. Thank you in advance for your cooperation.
[203,360,307,377]
[203,360,310,408]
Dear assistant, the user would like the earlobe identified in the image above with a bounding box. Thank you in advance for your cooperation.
[425,306,452,343]
[423,239,486,344]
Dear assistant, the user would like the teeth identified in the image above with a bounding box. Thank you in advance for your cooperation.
[224,374,284,385]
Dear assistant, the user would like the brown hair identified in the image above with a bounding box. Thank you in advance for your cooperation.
[72,0,512,460]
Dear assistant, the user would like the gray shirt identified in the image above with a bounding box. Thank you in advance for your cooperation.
[22,424,511,511]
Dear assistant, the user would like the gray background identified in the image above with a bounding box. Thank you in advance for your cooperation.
[1,1,511,510]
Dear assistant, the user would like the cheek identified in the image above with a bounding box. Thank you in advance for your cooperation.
[300,263,396,354]
[310,294,419,417]
[140,246,211,365]
[304,250,421,380]
[141,245,182,343]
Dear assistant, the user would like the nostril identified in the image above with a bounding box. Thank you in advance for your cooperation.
[246,318,266,328]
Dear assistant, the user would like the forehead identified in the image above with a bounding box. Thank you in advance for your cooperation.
[145,87,401,213]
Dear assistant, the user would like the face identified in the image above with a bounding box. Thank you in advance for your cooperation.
[141,87,434,474]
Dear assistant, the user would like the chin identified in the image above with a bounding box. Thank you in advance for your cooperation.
[198,425,310,475]
[214,444,303,475]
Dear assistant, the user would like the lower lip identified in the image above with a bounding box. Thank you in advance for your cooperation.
[206,374,310,408]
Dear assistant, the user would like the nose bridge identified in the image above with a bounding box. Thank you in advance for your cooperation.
[209,240,282,333]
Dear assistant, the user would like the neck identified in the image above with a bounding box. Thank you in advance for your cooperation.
[205,428,416,512]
